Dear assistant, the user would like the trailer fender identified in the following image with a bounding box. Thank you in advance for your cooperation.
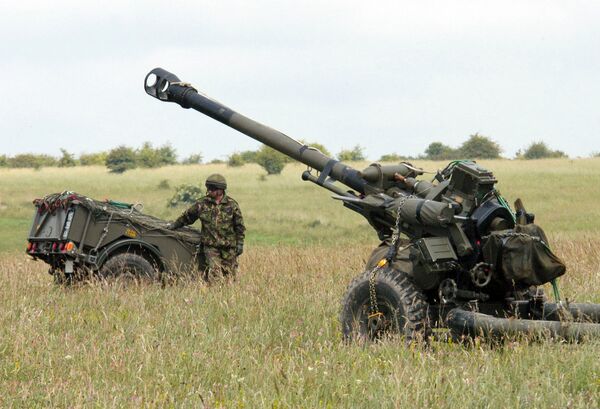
[96,239,165,271]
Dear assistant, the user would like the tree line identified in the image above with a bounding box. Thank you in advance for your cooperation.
[0,135,594,175]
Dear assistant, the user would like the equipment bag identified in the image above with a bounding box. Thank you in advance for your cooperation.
[482,224,566,286]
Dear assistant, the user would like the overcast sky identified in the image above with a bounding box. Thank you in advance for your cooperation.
[1,1,599,160]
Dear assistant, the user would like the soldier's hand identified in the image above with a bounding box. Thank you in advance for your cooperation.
[166,222,181,230]
[236,243,244,256]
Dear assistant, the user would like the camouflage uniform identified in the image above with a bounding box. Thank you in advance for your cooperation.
[173,194,245,280]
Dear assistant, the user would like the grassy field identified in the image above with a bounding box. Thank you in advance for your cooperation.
[1,159,600,407]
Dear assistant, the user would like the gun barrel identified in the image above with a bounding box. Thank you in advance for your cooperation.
[145,68,367,193]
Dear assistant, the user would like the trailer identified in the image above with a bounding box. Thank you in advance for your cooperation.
[26,192,202,282]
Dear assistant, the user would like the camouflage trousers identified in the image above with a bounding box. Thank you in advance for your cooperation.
[202,246,238,282]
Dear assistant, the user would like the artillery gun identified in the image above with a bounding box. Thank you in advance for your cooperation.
[145,68,600,341]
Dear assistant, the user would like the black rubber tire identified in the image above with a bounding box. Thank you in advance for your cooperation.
[99,253,157,281]
[340,267,430,342]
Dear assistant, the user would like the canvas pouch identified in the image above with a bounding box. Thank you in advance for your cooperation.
[482,224,566,286]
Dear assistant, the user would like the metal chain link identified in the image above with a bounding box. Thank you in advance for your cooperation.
[367,196,411,318]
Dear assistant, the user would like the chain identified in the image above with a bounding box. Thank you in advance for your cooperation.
[367,198,410,319]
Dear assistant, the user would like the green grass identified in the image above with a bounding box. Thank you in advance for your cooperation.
[1,159,600,407]
[0,218,30,253]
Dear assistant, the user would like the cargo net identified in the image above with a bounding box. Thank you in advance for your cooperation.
[33,191,202,245]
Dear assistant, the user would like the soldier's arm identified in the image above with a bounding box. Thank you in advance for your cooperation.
[171,202,201,229]
[232,202,246,243]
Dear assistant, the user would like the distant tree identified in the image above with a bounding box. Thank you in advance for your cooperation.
[0,155,7,167]
[58,148,77,167]
[136,142,177,167]
[240,150,258,163]
[337,145,366,162]
[459,133,501,159]
[106,146,137,173]
[79,152,108,166]
[156,143,177,166]
[209,158,225,164]
[256,145,287,175]
[423,142,459,160]
[378,153,402,162]
[8,154,57,169]
[181,153,203,165]
[522,141,567,159]
[227,152,245,167]
[137,142,160,168]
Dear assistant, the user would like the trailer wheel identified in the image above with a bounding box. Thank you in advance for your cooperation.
[99,253,157,282]
[340,268,430,343]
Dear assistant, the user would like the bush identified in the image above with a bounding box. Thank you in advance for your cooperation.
[137,142,178,168]
[58,148,77,167]
[181,153,203,165]
[158,179,170,189]
[459,133,501,159]
[337,145,366,162]
[156,143,178,166]
[227,152,245,167]
[240,150,259,163]
[106,146,137,173]
[423,142,460,160]
[0,155,7,167]
[8,154,57,169]
[256,146,287,175]
[521,141,567,159]
[378,153,402,162]
[209,158,225,164]
[167,183,204,207]
[137,142,160,168]
[79,152,107,166]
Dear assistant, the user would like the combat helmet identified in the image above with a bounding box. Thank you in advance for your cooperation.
[205,173,227,190]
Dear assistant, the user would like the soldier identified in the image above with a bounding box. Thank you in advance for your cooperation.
[169,174,245,281]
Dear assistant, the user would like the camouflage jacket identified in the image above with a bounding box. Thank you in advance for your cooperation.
[174,194,245,248]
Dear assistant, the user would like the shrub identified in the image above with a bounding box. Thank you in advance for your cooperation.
[227,152,245,167]
[209,158,224,164]
[181,153,203,165]
[106,146,137,173]
[58,148,77,167]
[0,155,7,167]
[337,145,366,162]
[137,142,160,168]
[256,146,287,175]
[79,152,107,166]
[240,150,258,163]
[137,142,178,168]
[459,133,501,159]
[167,183,204,207]
[156,143,178,166]
[378,153,402,162]
[8,154,57,169]
[522,141,567,159]
[423,142,460,160]
[158,179,171,189]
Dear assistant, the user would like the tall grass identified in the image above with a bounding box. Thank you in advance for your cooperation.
[1,241,599,407]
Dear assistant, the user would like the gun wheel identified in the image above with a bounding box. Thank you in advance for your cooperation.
[340,268,430,343]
